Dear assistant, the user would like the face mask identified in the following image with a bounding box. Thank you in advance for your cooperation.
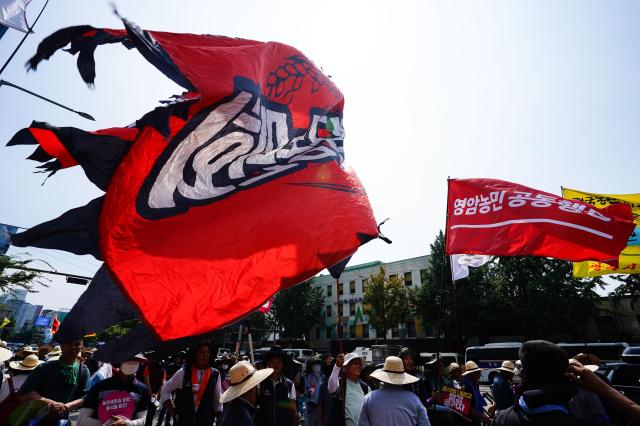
[313,364,321,374]
[221,364,229,371]
[120,361,140,376]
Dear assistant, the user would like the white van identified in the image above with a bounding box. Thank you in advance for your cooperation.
[285,348,314,369]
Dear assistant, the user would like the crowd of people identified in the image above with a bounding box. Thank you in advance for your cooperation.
[1,337,640,425]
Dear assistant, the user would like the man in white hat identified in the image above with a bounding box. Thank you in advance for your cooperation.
[356,356,429,426]
[0,353,39,404]
[491,360,516,411]
[218,361,273,426]
[327,352,370,426]
[461,361,490,425]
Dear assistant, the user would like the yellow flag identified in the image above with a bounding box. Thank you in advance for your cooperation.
[562,188,640,277]
[0,317,10,329]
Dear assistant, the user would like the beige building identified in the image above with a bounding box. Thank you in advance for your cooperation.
[309,255,430,350]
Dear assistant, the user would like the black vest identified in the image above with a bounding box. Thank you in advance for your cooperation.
[175,367,220,426]
[256,376,294,426]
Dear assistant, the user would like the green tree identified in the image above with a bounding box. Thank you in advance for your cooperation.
[0,254,44,294]
[95,319,140,342]
[270,279,323,340]
[363,267,410,340]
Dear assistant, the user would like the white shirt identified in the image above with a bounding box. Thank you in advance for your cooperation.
[160,367,222,413]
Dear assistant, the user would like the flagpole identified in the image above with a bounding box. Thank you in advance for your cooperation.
[336,277,342,354]
[0,0,51,77]
[438,177,451,349]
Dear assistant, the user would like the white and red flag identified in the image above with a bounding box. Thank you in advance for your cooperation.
[446,178,635,264]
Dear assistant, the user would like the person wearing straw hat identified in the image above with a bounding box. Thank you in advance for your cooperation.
[491,361,516,411]
[444,362,463,389]
[0,353,39,404]
[218,361,273,426]
[356,356,429,426]
[398,347,429,406]
[18,337,89,424]
[15,345,38,360]
[461,361,490,425]
[45,345,62,361]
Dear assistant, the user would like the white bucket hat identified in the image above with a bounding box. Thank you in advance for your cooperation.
[462,361,482,376]
[220,361,273,404]
[10,354,42,371]
[343,352,366,367]
[370,356,418,385]
[498,360,516,374]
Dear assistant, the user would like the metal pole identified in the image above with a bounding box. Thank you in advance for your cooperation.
[336,277,342,353]
[0,80,95,121]
[234,323,243,355]
[248,328,255,364]
[8,264,92,280]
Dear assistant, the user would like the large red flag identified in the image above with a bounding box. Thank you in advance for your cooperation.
[10,19,380,341]
[446,178,634,263]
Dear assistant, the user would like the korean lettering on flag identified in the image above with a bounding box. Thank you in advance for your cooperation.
[0,223,18,255]
[563,188,640,277]
[446,178,635,264]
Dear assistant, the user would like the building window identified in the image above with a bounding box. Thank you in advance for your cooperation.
[349,324,355,338]
[389,273,397,280]
[315,326,320,339]
[326,326,332,339]
[326,305,332,318]
[338,282,344,295]
[363,324,369,339]
[362,278,369,293]
[350,303,356,316]
[406,321,416,338]
[404,272,413,286]
[327,284,332,297]
[420,269,428,284]
[350,281,356,294]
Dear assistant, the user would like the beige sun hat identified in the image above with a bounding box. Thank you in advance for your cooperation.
[370,356,419,385]
[0,345,12,362]
[498,360,516,374]
[445,362,461,375]
[10,354,42,371]
[16,346,38,358]
[48,345,62,356]
[569,357,599,373]
[220,361,273,404]
[461,361,482,376]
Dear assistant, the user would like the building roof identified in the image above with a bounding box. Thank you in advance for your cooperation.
[316,255,430,278]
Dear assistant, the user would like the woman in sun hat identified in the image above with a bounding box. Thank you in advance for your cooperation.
[0,354,41,404]
[461,361,489,425]
[491,361,516,411]
[357,356,428,426]
[219,361,273,426]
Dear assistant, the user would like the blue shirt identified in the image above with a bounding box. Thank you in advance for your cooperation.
[357,384,430,426]
[491,375,515,410]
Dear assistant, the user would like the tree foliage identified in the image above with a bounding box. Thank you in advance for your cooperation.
[270,279,323,340]
[95,319,140,342]
[413,230,603,346]
[0,254,43,294]
[363,267,411,339]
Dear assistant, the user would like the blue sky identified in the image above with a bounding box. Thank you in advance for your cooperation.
[1,0,639,309]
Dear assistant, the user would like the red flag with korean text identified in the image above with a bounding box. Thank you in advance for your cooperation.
[446,178,634,264]
[9,18,380,343]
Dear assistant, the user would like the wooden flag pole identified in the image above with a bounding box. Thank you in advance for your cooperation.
[336,277,342,353]
[0,0,51,77]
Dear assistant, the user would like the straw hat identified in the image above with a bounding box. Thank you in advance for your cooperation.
[462,361,482,376]
[16,346,38,358]
[445,362,461,375]
[10,354,42,371]
[220,361,273,404]
[47,345,62,357]
[498,360,516,374]
[370,356,419,385]
[0,345,12,362]
[569,358,599,372]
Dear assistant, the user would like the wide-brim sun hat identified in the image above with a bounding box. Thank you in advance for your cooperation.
[220,361,273,404]
[370,356,418,385]
[0,346,13,362]
[498,360,516,374]
[16,346,38,358]
[10,354,42,371]
[462,360,482,376]
[445,362,461,375]
[569,358,599,372]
